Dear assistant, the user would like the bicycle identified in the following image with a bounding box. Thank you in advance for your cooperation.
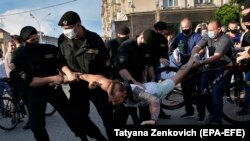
[158,64,250,124]
[0,78,56,130]
[0,78,25,130]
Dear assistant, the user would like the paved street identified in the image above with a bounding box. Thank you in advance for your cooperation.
[0,84,232,141]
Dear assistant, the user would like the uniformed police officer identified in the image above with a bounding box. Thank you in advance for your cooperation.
[11,26,92,141]
[152,21,171,119]
[105,26,141,125]
[57,11,112,141]
[113,29,158,125]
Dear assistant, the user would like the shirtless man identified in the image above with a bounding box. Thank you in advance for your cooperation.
[77,59,195,125]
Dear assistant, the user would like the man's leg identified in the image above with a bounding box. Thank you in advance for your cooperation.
[29,91,49,141]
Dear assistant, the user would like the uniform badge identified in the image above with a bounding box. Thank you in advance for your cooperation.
[19,71,26,80]
[86,49,99,54]
[118,56,126,63]
[160,44,166,47]
[62,20,68,26]
[44,54,54,59]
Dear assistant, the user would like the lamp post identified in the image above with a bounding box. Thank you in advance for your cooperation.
[129,2,135,37]
[30,13,51,43]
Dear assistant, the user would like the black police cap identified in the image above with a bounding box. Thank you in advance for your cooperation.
[154,21,167,30]
[20,26,37,41]
[58,11,81,26]
[143,29,157,47]
[118,26,130,35]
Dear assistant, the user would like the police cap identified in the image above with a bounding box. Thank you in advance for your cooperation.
[143,29,157,47]
[58,11,81,26]
[154,21,167,30]
[20,26,37,41]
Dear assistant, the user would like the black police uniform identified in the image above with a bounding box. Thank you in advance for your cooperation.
[58,27,113,140]
[114,38,151,124]
[146,32,169,81]
[105,36,129,79]
[11,44,79,141]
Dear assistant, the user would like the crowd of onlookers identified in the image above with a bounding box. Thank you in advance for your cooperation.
[1,1,250,141]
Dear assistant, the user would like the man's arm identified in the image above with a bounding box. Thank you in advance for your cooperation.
[119,69,145,88]
[141,92,160,122]
[29,75,64,87]
[79,74,112,91]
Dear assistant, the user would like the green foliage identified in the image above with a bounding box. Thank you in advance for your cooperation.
[215,4,241,26]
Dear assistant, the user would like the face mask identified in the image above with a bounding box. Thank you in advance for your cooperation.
[182,28,192,35]
[208,31,216,39]
[117,36,129,43]
[246,25,250,30]
[230,29,238,34]
[25,41,39,46]
[63,28,76,39]
[201,31,207,36]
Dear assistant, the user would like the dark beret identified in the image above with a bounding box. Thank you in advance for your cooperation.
[242,13,250,22]
[118,26,130,35]
[154,21,167,30]
[20,26,37,41]
[143,29,157,47]
[58,11,81,26]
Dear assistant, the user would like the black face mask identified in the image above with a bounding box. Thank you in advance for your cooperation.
[246,25,250,30]
[182,28,192,35]
[25,41,39,47]
[117,36,129,44]
[230,29,238,34]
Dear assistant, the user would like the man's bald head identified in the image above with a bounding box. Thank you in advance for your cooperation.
[180,18,192,28]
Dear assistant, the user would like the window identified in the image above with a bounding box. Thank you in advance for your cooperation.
[195,0,212,4]
[163,0,178,8]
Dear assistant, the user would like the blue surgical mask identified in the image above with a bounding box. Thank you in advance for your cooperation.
[63,28,76,39]
[207,31,216,39]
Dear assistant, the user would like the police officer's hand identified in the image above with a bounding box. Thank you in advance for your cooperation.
[159,58,169,66]
[65,72,78,82]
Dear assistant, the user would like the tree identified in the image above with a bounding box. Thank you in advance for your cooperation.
[214,3,241,26]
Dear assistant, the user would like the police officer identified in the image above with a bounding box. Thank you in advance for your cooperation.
[105,26,142,125]
[11,26,94,141]
[114,29,158,125]
[152,21,171,119]
[57,11,112,140]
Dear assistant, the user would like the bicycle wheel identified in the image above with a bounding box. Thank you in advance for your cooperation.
[161,86,184,110]
[45,103,56,116]
[0,97,20,130]
[223,85,250,124]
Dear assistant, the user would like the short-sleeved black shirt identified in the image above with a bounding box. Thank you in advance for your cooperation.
[58,27,110,75]
[12,44,59,87]
[114,38,146,82]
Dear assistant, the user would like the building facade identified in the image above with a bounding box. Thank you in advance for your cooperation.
[0,28,11,55]
[101,0,230,39]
